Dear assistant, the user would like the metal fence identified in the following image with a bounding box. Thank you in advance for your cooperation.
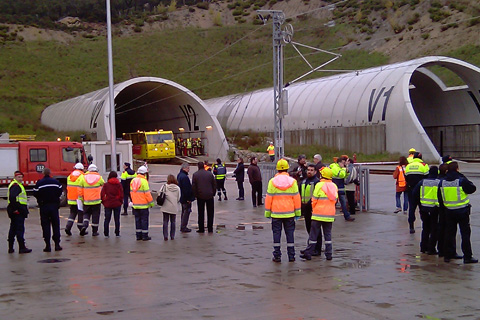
[258,162,370,211]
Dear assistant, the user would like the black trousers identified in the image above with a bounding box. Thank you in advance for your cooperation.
[251,181,263,206]
[8,213,26,243]
[419,206,438,253]
[445,206,473,259]
[197,198,214,232]
[301,202,321,253]
[39,203,61,244]
[237,181,244,199]
[346,190,356,216]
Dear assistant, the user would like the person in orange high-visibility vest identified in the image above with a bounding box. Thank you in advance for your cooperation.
[130,165,155,241]
[300,166,338,261]
[265,159,301,262]
[79,164,105,236]
[65,163,85,235]
[267,142,275,162]
[393,156,409,214]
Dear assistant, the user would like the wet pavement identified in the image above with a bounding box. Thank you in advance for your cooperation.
[1,164,480,320]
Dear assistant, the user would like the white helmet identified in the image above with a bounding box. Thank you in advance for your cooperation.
[137,165,148,174]
[74,163,84,170]
[88,164,98,172]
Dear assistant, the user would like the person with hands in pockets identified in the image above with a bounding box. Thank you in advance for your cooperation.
[159,174,181,241]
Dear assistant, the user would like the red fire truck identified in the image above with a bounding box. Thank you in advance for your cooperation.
[0,140,88,206]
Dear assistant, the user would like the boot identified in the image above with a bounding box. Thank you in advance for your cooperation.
[19,241,32,254]
[409,222,415,234]
[43,240,51,252]
[143,233,152,241]
[8,240,14,254]
[54,242,63,251]
[223,193,228,201]
[218,195,222,201]
[121,208,128,216]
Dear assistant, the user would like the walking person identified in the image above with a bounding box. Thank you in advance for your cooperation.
[265,159,301,262]
[330,156,355,221]
[405,152,429,233]
[79,164,105,236]
[7,171,32,254]
[192,162,216,233]
[159,174,181,240]
[393,156,409,214]
[101,171,123,238]
[300,167,338,261]
[233,157,245,200]
[65,163,85,236]
[247,157,263,207]
[33,168,63,252]
[131,166,155,240]
[177,163,195,233]
[213,158,228,201]
[299,164,321,255]
[440,162,478,263]
[120,162,136,215]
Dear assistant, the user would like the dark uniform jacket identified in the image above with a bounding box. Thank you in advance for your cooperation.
[233,162,245,182]
[177,169,195,204]
[438,170,476,215]
[7,183,29,217]
[33,175,62,206]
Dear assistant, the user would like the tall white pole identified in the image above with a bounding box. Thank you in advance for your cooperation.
[106,0,117,172]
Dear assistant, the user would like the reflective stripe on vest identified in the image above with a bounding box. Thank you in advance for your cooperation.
[440,179,470,209]
[214,164,226,179]
[311,181,336,222]
[120,171,136,181]
[265,174,301,218]
[67,170,84,205]
[420,179,440,207]
[81,173,104,205]
[405,159,429,175]
[130,176,154,209]
[7,180,27,205]
[300,180,315,204]
[397,165,406,188]
[267,145,275,155]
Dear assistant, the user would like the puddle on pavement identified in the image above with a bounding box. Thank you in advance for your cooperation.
[37,258,71,263]
[97,310,124,315]
[375,302,393,308]
[338,259,371,269]
[238,283,263,289]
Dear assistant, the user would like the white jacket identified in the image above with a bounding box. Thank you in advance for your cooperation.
[160,183,180,214]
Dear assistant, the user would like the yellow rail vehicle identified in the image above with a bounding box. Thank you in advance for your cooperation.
[123,131,176,160]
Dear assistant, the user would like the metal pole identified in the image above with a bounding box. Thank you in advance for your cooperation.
[106,0,117,172]
[271,11,285,160]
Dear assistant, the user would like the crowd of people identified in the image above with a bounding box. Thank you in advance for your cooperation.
[5,148,477,265]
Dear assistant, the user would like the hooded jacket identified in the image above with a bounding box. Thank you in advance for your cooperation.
[101,178,124,208]
[265,172,301,218]
[159,183,181,214]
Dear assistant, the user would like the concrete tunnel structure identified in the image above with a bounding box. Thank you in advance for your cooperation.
[42,77,229,160]
[206,56,480,162]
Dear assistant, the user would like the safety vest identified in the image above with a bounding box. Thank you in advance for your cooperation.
[311,180,338,222]
[7,180,27,205]
[405,158,429,176]
[330,162,347,192]
[300,179,317,204]
[120,170,136,181]
[440,179,470,210]
[407,154,414,164]
[265,173,301,218]
[204,165,211,171]
[420,179,440,207]
[396,165,406,187]
[67,169,84,205]
[130,174,154,209]
[267,144,275,156]
[80,172,104,205]
[214,164,226,179]
[187,139,192,148]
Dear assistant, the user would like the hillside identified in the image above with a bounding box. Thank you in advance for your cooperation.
[0,0,479,140]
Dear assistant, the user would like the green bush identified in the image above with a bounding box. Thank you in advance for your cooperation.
[232,8,243,16]
[407,13,420,25]
[468,17,480,27]
[196,2,209,10]
[133,26,142,33]
[421,33,429,40]
[135,19,144,27]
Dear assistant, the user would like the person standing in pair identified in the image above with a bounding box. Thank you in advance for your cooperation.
[213,158,228,201]
[233,157,245,200]
[131,166,154,240]
[177,163,195,233]
[393,156,409,214]
[33,168,63,252]
[405,152,429,234]
[65,163,85,235]
[7,171,32,254]
[120,162,136,215]
[79,164,105,236]
[247,157,263,207]
[160,174,181,240]
[265,159,301,262]
[101,171,123,238]
[192,162,216,233]
[330,156,355,221]
[300,167,338,261]
[299,164,321,255]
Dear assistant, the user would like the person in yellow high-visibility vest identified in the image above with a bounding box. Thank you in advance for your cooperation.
[267,142,275,162]
[7,171,32,254]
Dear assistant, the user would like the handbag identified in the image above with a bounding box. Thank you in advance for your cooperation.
[156,184,166,206]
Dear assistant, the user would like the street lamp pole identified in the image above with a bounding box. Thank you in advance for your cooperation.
[106,0,117,172]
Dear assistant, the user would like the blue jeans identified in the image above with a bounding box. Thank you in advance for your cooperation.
[163,213,176,239]
[104,206,121,236]
[272,217,295,259]
[338,193,350,220]
[395,191,408,211]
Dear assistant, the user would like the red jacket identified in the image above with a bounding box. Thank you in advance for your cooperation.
[101,178,124,208]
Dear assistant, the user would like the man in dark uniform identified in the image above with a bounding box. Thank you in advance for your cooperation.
[299,164,321,255]
[33,168,63,252]
[7,171,32,254]
[120,162,136,215]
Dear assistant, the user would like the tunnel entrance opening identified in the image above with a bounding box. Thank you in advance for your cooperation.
[409,65,480,159]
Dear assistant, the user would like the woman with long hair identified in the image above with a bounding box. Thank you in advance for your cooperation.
[160,174,181,240]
